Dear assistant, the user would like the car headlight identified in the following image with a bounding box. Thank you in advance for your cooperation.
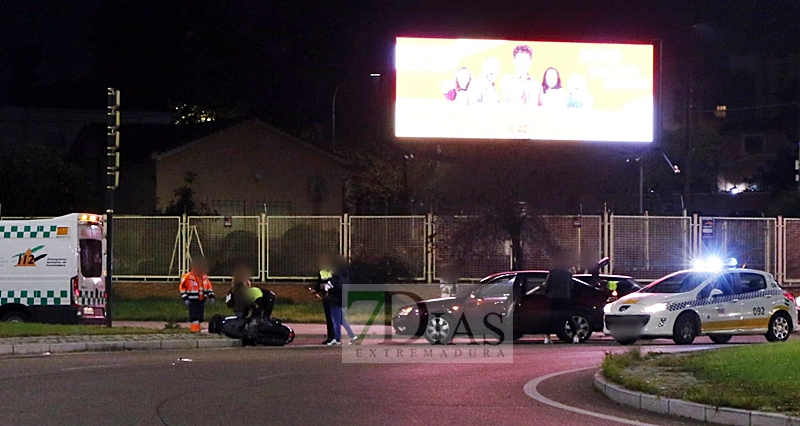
[397,307,413,316]
[643,303,668,313]
[603,303,613,314]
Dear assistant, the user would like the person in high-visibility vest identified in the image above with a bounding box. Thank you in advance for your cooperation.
[243,286,275,319]
[179,258,215,332]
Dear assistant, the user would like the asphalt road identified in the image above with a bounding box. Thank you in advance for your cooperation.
[0,335,784,426]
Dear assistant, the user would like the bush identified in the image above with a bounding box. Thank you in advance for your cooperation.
[350,254,413,284]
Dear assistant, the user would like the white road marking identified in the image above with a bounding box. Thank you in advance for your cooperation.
[61,364,124,371]
[523,366,662,426]
[253,372,294,381]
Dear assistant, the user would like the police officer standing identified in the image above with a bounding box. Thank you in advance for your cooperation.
[311,253,336,345]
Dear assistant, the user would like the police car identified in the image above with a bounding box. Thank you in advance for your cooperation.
[604,258,798,345]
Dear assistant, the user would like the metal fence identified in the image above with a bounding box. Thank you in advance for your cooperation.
[114,216,181,279]
[266,216,342,279]
[611,216,691,280]
[9,213,797,283]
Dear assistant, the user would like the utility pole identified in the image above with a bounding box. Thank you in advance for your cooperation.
[106,88,120,327]
[683,88,693,212]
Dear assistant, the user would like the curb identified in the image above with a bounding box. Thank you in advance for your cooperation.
[0,339,240,356]
[594,371,800,426]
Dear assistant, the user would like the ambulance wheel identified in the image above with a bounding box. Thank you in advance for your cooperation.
[1,311,28,323]
[765,312,792,342]
[709,334,732,344]
[672,313,699,345]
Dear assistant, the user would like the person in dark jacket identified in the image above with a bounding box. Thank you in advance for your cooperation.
[543,250,579,344]
[227,264,252,318]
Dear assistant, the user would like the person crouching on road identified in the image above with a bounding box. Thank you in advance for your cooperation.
[543,250,579,344]
[179,257,215,332]
[228,264,252,319]
[243,285,275,319]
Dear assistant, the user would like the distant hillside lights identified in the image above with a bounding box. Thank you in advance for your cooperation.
[173,104,216,125]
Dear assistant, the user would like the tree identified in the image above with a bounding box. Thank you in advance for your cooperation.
[434,147,558,271]
[0,146,93,216]
[160,172,216,215]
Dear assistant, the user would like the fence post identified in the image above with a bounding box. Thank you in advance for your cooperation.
[342,214,349,261]
[608,211,614,274]
[426,213,434,283]
[181,214,188,276]
[776,216,783,283]
[691,214,699,260]
[260,213,266,282]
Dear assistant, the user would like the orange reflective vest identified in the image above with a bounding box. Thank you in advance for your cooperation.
[179,273,214,302]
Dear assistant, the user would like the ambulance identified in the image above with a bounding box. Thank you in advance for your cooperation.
[0,213,107,324]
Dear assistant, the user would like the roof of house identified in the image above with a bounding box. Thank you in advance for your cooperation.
[72,118,349,165]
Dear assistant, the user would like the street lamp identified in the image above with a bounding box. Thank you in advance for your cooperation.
[332,73,381,150]
[632,151,680,214]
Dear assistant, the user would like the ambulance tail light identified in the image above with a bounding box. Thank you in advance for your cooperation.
[784,291,796,305]
[71,276,80,306]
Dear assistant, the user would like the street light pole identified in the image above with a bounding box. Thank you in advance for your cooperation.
[332,81,344,151]
[639,157,644,214]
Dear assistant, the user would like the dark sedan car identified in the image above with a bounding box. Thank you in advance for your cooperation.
[392,271,641,344]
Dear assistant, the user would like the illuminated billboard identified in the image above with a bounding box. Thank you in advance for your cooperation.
[395,37,654,142]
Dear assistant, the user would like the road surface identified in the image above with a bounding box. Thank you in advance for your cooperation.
[0,335,778,426]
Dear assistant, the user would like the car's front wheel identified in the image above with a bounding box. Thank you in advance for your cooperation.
[765,312,792,342]
[556,312,593,343]
[424,314,456,344]
[709,334,732,344]
[672,313,699,345]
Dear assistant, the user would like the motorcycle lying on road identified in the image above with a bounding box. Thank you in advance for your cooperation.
[208,289,295,346]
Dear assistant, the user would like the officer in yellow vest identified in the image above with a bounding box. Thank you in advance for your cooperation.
[310,254,336,345]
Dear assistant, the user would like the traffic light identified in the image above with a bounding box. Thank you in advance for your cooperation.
[107,88,120,190]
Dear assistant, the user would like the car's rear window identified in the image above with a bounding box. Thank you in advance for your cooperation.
[80,239,103,278]
[641,271,714,294]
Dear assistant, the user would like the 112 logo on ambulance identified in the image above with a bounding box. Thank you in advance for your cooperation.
[14,246,47,267]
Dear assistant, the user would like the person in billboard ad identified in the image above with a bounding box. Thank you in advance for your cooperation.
[441,67,472,104]
[538,67,568,108]
[467,57,501,104]
[500,44,537,105]
[394,37,654,142]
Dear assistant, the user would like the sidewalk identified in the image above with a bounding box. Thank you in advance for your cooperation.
[0,322,396,357]
[0,332,238,356]
[113,321,395,336]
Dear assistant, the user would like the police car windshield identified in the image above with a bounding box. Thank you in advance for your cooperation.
[640,271,714,294]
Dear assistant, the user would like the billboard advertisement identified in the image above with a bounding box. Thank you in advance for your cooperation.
[395,37,654,142]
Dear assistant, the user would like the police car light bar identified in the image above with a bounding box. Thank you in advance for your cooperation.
[692,257,737,271]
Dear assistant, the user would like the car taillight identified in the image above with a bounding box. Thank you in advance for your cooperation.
[784,291,796,304]
[71,276,80,305]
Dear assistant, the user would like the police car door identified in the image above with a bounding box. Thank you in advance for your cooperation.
[695,272,742,334]
[734,272,770,331]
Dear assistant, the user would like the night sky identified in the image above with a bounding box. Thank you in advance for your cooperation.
[1,0,799,139]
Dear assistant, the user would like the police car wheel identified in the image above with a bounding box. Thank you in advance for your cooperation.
[424,314,455,345]
[765,312,792,342]
[709,334,732,344]
[1,311,28,323]
[672,313,699,345]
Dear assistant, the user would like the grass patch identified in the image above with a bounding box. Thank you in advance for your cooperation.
[112,298,394,325]
[0,323,188,338]
[602,342,800,415]
[602,347,662,394]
